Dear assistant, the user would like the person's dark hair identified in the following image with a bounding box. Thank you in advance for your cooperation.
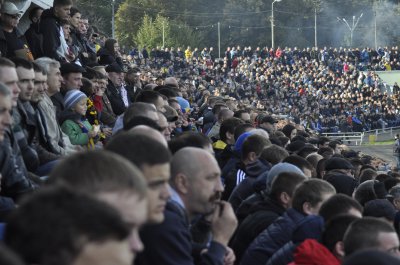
[321,215,360,254]
[328,140,340,150]
[270,172,306,202]
[317,146,334,159]
[212,103,227,115]
[241,134,270,160]
[47,150,147,198]
[306,153,323,170]
[233,109,249,121]
[135,90,162,105]
[269,136,282,147]
[343,217,396,256]
[10,57,33,70]
[359,168,377,184]
[168,132,212,154]
[28,7,44,22]
[80,77,93,97]
[281,124,296,138]
[384,178,400,193]
[219,117,244,143]
[168,98,179,106]
[291,135,307,143]
[292,179,336,214]
[354,180,377,206]
[106,132,171,169]
[278,136,290,147]
[316,158,327,179]
[123,102,157,128]
[4,186,130,265]
[260,144,289,165]
[69,6,80,18]
[375,174,391,183]
[158,87,178,98]
[234,123,254,141]
[297,145,318,158]
[359,164,376,173]
[124,116,161,131]
[104,38,118,56]
[318,136,330,147]
[319,194,363,223]
[283,155,313,174]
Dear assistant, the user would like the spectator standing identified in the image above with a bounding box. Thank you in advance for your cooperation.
[24,7,43,59]
[97,38,123,67]
[39,0,73,62]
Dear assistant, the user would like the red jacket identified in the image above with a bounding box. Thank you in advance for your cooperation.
[290,239,340,265]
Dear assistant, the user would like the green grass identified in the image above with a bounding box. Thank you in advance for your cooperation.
[363,139,395,146]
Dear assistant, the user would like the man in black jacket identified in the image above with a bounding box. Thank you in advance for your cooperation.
[230,172,306,264]
[39,0,72,62]
[0,58,38,202]
[24,7,43,59]
[105,62,128,116]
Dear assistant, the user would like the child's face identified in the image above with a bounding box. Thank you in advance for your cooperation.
[72,97,87,116]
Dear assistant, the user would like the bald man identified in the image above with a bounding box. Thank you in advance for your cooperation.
[129,125,168,147]
[136,147,238,265]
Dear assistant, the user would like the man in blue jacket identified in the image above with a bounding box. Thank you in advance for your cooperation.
[240,179,336,265]
[136,147,238,265]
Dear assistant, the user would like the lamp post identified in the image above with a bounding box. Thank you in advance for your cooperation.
[337,13,363,48]
[111,0,115,39]
[271,0,282,49]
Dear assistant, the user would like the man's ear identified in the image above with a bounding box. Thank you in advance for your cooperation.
[394,198,400,210]
[248,151,257,162]
[226,132,234,142]
[174,173,189,195]
[334,241,345,258]
[279,192,291,208]
[302,201,313,215]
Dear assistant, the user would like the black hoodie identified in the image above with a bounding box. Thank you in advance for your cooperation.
[230,195,286,265]
[39,8,63,61]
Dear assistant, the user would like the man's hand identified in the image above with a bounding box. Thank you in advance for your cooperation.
[210,201,238,246]
[224,247,235,265]
[102,127,112,137]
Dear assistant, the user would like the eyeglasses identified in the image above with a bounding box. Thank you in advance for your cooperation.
[5,13,21,19]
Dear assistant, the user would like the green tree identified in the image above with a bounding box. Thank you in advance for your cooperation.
[135,14,169,48]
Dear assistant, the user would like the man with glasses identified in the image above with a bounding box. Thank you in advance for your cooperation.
[0,2,32,59]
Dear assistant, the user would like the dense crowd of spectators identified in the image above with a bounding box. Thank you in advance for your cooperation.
[2,0,400,265]
[126,44,400,133]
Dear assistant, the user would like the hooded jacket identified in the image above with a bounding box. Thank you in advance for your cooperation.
[267,216,324,265]
[240,208,306,265]
[231,195,285,265]
[228,159,271,211]
[39,8,64,61]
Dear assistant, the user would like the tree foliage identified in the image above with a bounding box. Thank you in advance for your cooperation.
[79,0,400,49]
[133,14,203,49]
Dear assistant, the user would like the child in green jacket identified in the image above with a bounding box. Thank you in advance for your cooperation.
[61,89,99,149]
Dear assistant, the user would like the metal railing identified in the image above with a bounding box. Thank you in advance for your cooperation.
[364,126,400,138]
[322,132,365,146]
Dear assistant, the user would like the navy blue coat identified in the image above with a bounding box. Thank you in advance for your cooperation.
[240,208,306,265]
[136,201,226,265]
[230,195,285,264]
